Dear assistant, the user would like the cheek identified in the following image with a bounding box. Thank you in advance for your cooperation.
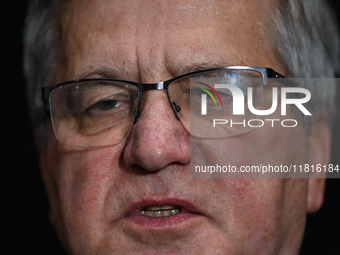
[57,146,123,210]
[192,122,308,250]
[207,178,285,252]
[45,140,126,249]
[192,116,308,178]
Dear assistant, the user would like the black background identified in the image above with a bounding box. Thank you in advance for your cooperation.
[1,1,340,254]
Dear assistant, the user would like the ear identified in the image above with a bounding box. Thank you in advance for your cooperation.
[307,115,330,213]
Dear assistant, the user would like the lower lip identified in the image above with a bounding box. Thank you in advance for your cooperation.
[123,211,202,228]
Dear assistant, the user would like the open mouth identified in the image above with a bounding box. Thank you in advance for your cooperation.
[139,205,182,217]
[124,199,203,228]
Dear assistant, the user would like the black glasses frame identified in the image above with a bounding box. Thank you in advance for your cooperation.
[42,66,288,125]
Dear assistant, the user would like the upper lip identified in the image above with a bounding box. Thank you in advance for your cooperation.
[125,198,203,217]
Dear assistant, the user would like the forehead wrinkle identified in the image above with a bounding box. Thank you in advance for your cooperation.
[59,0,140,81]
[133,0,169,82]
[161,2,230,77]
[136,1,224,30]
[133,0,228,80]
[59,0,278,82]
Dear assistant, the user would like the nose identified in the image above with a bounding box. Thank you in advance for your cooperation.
[123,90,190,171]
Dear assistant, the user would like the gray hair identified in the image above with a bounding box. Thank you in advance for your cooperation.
[24,0,59,145]
[23,0,340,146]
[270,0,339,126]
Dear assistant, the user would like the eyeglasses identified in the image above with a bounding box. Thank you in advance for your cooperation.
[42,66,287,148]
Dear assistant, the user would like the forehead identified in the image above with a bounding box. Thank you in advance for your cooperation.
[58,0,281,81]
[61,0,270,26]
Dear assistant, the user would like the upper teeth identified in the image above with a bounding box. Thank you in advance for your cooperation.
[140,205,181,217]
[144,205,178,210]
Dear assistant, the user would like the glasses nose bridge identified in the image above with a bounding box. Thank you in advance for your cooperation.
[135,80,180,124]
[141,81,165,91]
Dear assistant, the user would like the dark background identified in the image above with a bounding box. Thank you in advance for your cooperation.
[1,1,340,254]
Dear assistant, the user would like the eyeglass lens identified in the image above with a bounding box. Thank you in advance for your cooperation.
[49,69,267,147]
[168,69,265,139]
[50,81,140,147]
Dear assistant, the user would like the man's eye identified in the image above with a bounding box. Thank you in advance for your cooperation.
[190,88,207,96]
[191,87,232,101]
[94,100,122,111]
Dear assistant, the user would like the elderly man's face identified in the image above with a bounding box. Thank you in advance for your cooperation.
[40,0,328,254]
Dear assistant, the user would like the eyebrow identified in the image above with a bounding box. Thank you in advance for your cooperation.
[173,61,230,77]
[76,66,133,80]
[76,61,231,81]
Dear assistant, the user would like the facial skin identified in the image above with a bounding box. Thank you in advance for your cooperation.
[40,0,330,254]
